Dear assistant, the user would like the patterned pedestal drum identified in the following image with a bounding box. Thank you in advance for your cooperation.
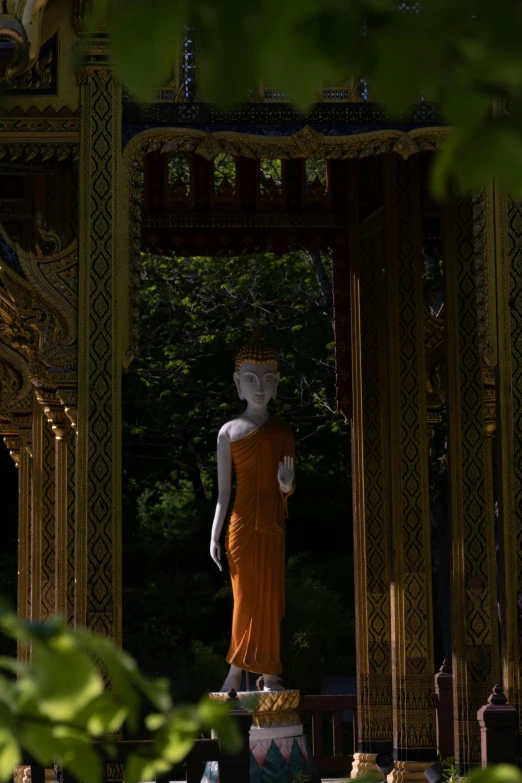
[203,690,320,783]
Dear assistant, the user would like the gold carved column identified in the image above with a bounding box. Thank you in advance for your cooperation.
[495,189,522,763]
[0,343,35,657]
[442,197,499,770]
[76,43,123,641]
[53,414,75,621]
[18,419,33,624]
[351,156,394,774]
[1,416,32,659]
[37,392,75,620]
[383,155,436,778]
[31,399,57,621]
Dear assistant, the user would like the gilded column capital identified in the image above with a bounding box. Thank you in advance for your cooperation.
[35,388,71,441]
[3,437,21,467]
[57,388,78,430]
[48,408,72,441]
[18,419,33,458]
[0,422,21,467]
[76,34,116,83]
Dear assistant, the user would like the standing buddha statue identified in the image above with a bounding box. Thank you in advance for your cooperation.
[209,327,295,692]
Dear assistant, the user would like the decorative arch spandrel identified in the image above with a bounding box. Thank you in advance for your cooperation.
[0,338,33,418]
[0,224,78,379]
[0,0,51,84]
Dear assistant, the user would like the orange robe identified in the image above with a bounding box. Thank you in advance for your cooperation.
[225,417,295,675]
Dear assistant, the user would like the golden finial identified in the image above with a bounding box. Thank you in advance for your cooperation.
[235,326,278,373]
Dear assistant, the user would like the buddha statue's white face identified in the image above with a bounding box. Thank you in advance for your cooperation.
[233,361,280,409]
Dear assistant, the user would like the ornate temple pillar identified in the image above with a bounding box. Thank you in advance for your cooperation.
[442,196,499,770]
[0,344,35,654]
[31,399,57,621]
[76,42,123,641]
[59,398,77,627]
[383,155,437,777]
[18,419,33,625]
[1,416,32,658]
[495,189,522,764]
[350,157,394,774]
[37,392,75,620]
[53,414,75,622]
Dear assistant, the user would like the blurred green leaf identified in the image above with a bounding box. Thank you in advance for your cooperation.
[0,727,19,783]
[108,0,186,101]
[19,724,62,768]
[30,637,104,722]
[0,607,241,783]
[468,766,522,783]
[83,695,129,736]
[54,734,103,783]
[83,0,522,194]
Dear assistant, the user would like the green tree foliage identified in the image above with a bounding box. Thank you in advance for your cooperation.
[91,0,522,196]
[0,604,240,783]
[122,251,354,695]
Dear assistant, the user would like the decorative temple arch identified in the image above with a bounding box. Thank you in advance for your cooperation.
[119,124,449,368]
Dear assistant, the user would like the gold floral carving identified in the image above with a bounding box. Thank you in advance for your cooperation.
[292,126,323,156]
[209,689,300,713]
[0,106,80,136]
[251,711,301,729]
[0,144,78,163]
[209,690,301,727]
[0,338,33,417]
[139,126,447,163]
[10,47,53,91]
[0,227,78,381]
[0,1,51,83]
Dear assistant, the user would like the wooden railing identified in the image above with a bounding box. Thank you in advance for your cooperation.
[298,694,357,776]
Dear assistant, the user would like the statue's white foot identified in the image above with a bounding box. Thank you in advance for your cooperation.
[219,664,242,693]
[262,675,285,692]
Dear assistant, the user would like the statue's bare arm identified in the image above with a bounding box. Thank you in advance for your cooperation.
[210,424,232,571]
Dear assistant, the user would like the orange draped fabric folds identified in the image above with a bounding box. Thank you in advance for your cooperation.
[225,417,295,675]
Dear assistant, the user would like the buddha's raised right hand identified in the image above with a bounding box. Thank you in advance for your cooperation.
[210,538,223,571]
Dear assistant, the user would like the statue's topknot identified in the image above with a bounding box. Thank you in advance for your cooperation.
[235,326,278,373]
